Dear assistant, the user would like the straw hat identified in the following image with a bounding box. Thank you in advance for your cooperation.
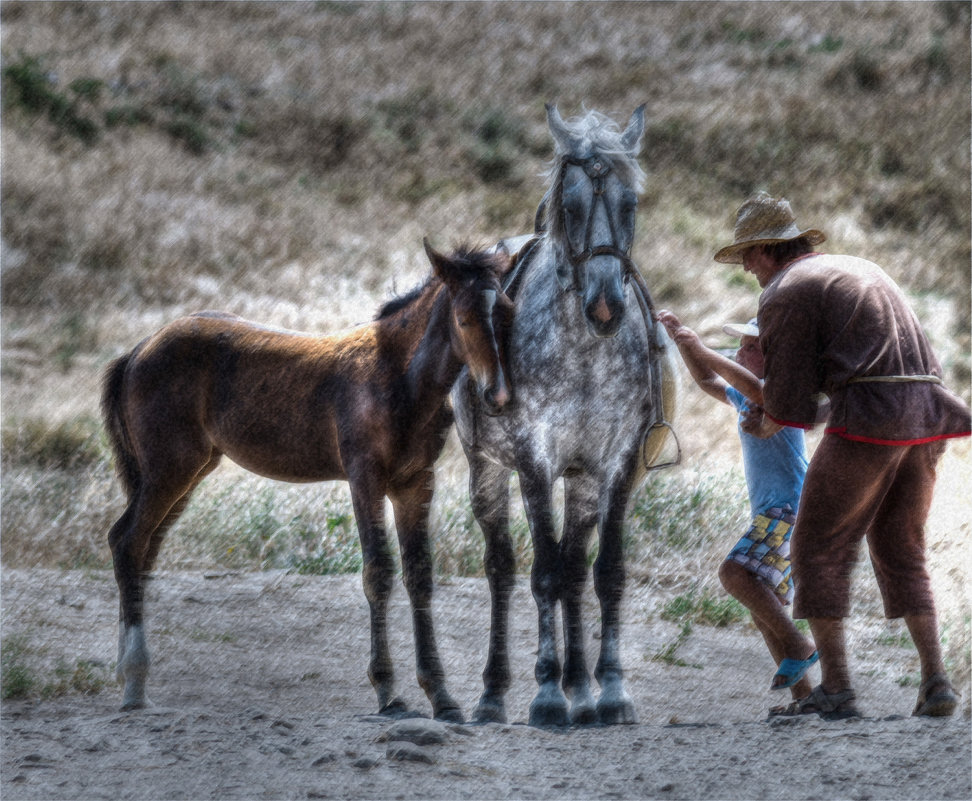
[714,192,825,264]
[722,317,759,339]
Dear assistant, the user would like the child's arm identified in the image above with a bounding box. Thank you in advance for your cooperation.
[703,348,764,406]
[656,310,764,406]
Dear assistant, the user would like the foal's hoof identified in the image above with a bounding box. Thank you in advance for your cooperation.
[119,696,153,712]
[434,705,465,724]
[529,686,570,728]
[378,696,410,718]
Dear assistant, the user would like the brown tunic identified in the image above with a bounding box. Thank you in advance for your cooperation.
[757,254,970,444]
[757,253,969,619]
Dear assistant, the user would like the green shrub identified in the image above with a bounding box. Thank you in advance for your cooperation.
[42,658,109,698]
[2,54,101,143]
[1,635,36,699]
[662,591,748,627]
[1,416,106,470]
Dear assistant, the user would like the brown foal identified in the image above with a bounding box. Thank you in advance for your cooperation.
[102,241,513,718]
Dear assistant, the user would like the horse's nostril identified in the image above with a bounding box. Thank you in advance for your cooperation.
[591,294,612,323]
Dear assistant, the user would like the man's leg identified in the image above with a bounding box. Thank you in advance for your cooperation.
[868,442,955,715]
[904,612,946,683]
[792,436,902,703]
[805,617,851,693]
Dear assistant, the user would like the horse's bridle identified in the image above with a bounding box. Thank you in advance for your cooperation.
[558,156,636,292]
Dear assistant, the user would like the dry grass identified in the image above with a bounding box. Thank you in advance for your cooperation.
[2,2,969,688]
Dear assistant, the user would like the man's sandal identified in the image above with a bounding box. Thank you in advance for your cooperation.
[912,673,959,717]
[771,651,819,690]
[768,685,860,721]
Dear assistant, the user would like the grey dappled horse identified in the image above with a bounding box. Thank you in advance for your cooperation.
[452,105,678,727]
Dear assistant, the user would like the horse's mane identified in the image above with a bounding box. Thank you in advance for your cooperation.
[544,109,646,191]
[375,245,501,320]
[541,109,646,244]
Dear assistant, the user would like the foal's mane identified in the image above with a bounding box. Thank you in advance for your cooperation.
[375,245,500,320]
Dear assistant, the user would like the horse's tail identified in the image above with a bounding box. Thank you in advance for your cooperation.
[101,352,140,500]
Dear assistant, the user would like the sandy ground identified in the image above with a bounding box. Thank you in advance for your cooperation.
[2,568,969,801]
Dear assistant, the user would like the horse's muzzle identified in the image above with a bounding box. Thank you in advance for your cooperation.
[584,291,626,338]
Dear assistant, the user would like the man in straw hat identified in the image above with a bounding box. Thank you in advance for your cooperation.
[716,191,970,719]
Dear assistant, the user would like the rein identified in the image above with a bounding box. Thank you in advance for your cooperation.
[555,154,680,471]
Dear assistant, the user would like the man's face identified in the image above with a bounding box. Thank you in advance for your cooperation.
[735,335,764,378]
[741,245,779,287]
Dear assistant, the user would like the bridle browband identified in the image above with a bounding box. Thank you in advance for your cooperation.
[558,155,636,292]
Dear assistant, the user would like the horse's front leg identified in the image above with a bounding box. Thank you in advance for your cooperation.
[593,473,638,725]
[348,474,405,717]
[519,465,569,727]
[560,473,600,725]
[390,474,463,723]
[466,453,514,723]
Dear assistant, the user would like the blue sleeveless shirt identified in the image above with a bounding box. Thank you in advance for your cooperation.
[726,385,807,517]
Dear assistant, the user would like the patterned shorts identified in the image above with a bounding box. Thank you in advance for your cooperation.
[726,505,796,605]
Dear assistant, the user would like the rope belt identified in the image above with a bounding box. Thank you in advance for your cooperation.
[847,374,943,386]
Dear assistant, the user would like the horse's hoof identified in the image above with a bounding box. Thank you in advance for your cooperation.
[570,698,599,726]
[529,688,570,728]
[596,696,638,725]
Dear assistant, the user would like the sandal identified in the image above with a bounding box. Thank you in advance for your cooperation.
[912,673,959,717]
[768,699,816,718]
[770,685,860,721]
[771,651,819,690]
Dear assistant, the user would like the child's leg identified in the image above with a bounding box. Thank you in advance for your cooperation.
[719,560,814,698]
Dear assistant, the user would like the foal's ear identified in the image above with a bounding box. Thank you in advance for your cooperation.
[621,104,646,155]
[423,237,451,281]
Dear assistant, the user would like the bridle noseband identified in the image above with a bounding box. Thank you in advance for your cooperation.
[559,156,635,292]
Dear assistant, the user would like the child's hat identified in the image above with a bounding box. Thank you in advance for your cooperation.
[722,317,759,339]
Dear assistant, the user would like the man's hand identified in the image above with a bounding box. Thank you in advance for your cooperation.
[740,405,782,438]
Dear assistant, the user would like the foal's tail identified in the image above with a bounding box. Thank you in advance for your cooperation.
[101,352,140,500]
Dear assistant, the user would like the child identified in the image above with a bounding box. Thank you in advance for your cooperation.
[656,309,818,713]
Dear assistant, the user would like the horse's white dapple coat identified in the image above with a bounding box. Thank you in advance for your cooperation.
[453,105,679,727]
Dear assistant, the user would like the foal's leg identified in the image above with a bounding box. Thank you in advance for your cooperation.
[519,463,569,727]
[560,473,600,725]
[467,454,514,723]
[348,472,404,716]
[593,475,638,725]
[390,473,463,722]
[109,479,194,709]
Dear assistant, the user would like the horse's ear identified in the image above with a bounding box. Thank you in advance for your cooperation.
[423,237,450,280]
[621,104,646,155]
[546,103,582,155]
